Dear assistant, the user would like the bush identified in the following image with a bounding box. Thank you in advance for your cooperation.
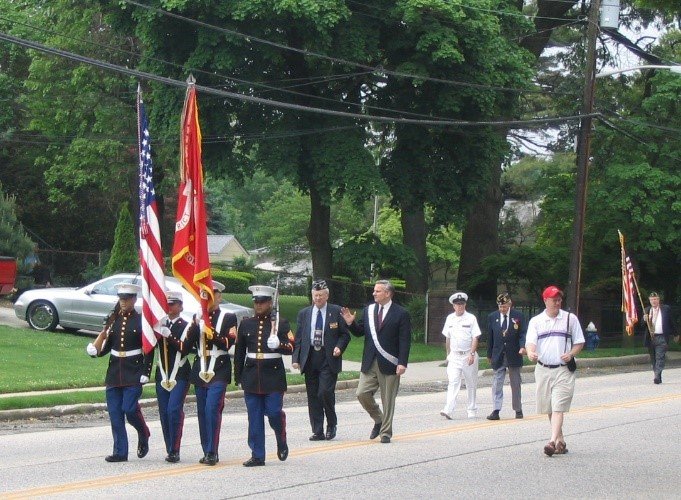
[211,269,255,293]
[405,295,426,343]
[104,203,138,276]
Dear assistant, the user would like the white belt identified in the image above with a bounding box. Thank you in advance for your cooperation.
[453,350,470,355]
[246,353,282,360]
[111,348,142,358]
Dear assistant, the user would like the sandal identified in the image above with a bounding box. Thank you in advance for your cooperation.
[555,441,568,454]
[543,441,556,457]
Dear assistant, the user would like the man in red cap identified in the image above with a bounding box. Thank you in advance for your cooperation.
[525,285,585,456]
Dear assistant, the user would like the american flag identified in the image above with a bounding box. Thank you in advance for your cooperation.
[618,230,638,336]
[138,87,167,354]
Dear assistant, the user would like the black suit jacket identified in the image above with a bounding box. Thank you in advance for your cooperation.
[486,308,527,370]
[348,301,411,375]
[643,304,676,346]
[293,303,351,374]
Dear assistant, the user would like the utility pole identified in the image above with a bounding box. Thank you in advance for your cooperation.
[566,0,601,315]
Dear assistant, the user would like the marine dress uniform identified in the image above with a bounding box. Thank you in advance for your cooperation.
[234,285,294,467]
[86,283,152,463]
[154,290,192,463]
[185,280,238,466]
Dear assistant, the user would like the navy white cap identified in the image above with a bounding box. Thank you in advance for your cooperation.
[248,285,276,299]
[116,283,141,297]
[166,290,183,303]
[448,291,468,304]
[212,280,225,292]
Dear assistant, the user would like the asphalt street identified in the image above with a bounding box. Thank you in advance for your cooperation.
[1,366,680,499]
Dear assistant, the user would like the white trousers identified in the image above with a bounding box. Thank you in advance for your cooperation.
[442,352,479,416]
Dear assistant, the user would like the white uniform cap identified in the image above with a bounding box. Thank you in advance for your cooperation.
[448,291,468,304]
[116,283,141,296]
[212,280,225,292]
[248,285,276,299]
[166,290,183,303]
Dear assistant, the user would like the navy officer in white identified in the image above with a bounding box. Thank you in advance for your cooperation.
[292,279,351,441]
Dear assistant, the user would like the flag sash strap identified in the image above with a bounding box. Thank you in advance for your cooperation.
[198,311,227,375]
[367,303,398,366]
[157,322,190,389]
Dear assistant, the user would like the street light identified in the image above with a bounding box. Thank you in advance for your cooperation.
[596,65,681,78]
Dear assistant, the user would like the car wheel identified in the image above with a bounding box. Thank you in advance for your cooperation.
[27,300,59,331]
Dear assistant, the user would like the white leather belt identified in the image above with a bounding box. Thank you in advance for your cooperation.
[246,353,282,360]
[453,350,470,355]
[111,348,142,357]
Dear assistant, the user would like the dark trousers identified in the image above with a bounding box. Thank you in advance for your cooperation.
[156,379,190,454]
[244,391,286,461]
[304,349,338,434]
[105,385,149,458]
[195,382,226,455]
[649,335,667,380]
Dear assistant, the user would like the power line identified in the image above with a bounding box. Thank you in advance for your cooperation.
[119,0,555,95]
[0,31,600,129]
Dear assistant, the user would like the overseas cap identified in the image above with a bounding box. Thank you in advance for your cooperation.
[311,279,328,291]
[496,292,511,305]
[116,283,141,297]
[542,285,563,300]
[449,291,468,304]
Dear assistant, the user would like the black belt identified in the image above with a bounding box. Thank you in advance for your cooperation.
[538,360,565,369]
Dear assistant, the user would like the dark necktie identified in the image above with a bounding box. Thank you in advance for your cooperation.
[313,309,323,350]
[501,314,508,334]
[378,306,384,330]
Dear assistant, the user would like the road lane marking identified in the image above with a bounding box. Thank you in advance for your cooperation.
[5,391,681,498]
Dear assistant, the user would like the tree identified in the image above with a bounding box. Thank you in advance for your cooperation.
[105,203,138,275]
[0,182,34,259]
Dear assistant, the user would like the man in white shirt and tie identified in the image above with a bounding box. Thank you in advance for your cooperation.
[643,291,678,384]
[293,280,351,441]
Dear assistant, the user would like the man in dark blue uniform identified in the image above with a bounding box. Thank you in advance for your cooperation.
[185,280,237,466]
[86,283,152,463]
[234,285,294,467]
[155,290,192,463]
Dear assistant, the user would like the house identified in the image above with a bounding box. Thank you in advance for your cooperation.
[207,235,249,264]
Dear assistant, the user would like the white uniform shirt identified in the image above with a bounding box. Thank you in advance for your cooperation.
[525,309,585,366]
[442,311,481,357]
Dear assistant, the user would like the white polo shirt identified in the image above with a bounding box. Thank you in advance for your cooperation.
[525,309,585,366]
[442,311,481,356]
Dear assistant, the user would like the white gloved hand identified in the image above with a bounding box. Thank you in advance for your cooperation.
[86,343,98,357]
[140,375,149,384]
[267,335,280,349]
[159,326,171,338]
[195,310,203,323]
[159,315,169,326]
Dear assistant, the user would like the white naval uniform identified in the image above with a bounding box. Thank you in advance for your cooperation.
[441,310,482,418]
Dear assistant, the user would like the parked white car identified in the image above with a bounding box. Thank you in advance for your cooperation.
[14,273,253,332]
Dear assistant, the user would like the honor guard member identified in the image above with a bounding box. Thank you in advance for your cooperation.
[86,283,152,463]
[234,285,294,467]
[292,279,351,441]
[155,290,192,463]
[185,280,238,466]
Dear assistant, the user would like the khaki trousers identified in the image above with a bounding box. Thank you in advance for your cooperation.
[356,359,401,439]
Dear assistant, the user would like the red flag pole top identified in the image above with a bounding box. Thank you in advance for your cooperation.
[172,75,215,333]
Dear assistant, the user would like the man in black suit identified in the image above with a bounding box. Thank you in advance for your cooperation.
[486,292,527,420]
[293,279,351,441]
[341,280,411,444]
[643,291,678,384]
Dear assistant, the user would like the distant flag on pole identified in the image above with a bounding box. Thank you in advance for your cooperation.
[137,85,167,354]
[172,76,214,335]
[618,230,638,336]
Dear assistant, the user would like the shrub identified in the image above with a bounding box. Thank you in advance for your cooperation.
[405,295,426,343]
[211,269,255,293]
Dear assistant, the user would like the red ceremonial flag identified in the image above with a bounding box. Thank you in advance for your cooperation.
[618,230,638,336]
[172,78,214,332]
[137,86,167,354]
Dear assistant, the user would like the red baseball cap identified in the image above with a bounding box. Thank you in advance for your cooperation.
[542,285,563,300]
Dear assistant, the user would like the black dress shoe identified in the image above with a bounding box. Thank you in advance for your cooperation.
[309,433,325,441]
[165,452,180,463]
[198,453,218,464]
[277,441,289,461]
[137,438,149,459]
[369,423,381,440]
[204,452,218,466]
[243,457,265,467]
[325,425,337,440]
[105,454,128,463]
[380,436,391,444]
[515,411,524,419]
[654,378,661,384]
[486,410,500,421]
